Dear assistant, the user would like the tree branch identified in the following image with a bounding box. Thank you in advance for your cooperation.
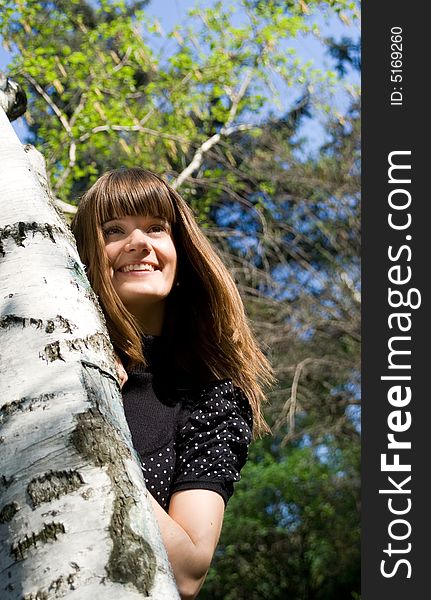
[171,124,254,190]
[172,70,255,189]
[23,73,77,195]
[23,73,73,136]
[77,124,190,144]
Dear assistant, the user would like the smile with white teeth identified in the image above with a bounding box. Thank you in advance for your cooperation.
[119,263,158,273]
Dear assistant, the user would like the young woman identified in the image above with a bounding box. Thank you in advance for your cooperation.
[71,167,273,599]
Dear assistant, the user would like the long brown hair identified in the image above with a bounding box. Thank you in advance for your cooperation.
[71,167,273,435]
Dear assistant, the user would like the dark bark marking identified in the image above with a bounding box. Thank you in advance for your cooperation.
[65,332,113,355]
[0,474,14,489]
[0,315,42,329]
[0,501,19,523]
[41,341,65,363]
[40,510,59,517]
[41,333,114,370]
[71,404,157,595]
[47,572,77,593]
[80,360,118,386]
[71,408,130,468]
[21,568,79,599]
[27,470,85,508]
[22,592,48,600]
[0,393,55,428]
[107,499,157,596]
[0,315,74,334]
[44,321,55,334]
[0,222,64,256]
[45,316,74,334]
[11,522,65,561]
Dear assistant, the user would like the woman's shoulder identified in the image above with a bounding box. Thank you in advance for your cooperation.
[177,378,252,430]
[170,379,253,504]
[175,379,253,454]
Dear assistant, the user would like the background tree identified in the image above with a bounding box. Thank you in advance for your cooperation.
[0,0,358,204]
[201,96,360,599]
[1,1,360,597]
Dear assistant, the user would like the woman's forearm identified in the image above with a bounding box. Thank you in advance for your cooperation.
[150,490,225,599]
[150,496,210,599]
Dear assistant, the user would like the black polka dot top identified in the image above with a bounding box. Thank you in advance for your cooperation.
[121,336,253,510]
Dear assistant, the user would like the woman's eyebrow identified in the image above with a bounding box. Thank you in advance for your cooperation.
[102,218,123,226]
[102,215,169,225]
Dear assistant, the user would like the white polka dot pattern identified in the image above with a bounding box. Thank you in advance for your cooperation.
[140,444,176,508]
[170,380,253,503]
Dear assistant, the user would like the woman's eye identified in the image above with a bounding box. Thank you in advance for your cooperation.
[148,224,167,234]
[103,226,123,236]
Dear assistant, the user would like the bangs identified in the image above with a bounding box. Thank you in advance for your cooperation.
[91,168,177,226]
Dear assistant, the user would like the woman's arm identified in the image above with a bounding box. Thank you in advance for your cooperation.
[150,489,225,600]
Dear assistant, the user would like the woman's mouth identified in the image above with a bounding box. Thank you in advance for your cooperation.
[119,263,159,273]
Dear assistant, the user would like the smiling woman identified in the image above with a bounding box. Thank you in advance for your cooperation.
[71,167,274,599]
[103,214,177,335]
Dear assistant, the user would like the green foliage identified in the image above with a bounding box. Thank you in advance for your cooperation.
[201,436,360,599]
[0,0,358,214]
[195,96,361,597]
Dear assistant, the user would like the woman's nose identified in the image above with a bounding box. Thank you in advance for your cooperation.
[125,229,152,252]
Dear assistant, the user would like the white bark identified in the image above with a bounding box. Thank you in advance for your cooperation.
[24,144,77,216]
[0,107,180,599]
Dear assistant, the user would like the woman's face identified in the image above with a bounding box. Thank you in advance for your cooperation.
[102,214,177,334]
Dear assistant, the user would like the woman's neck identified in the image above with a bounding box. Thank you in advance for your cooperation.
[130,303,166,336]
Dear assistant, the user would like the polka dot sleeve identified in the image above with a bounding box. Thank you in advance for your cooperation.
[170,379,253,505]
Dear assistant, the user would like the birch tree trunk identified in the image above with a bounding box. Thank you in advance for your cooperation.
[0,107,180,599]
